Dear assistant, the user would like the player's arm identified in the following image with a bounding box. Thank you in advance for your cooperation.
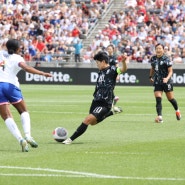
[163,66,173,83]
[19,62,52,77]
[149,67,154,83]
[117,54,128,74]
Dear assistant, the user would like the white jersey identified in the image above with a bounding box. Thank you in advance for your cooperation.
[0,50,24,88]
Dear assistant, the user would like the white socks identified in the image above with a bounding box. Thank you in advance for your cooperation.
[5,118,22,142]
[5,112,31,142]
[21,112,31,138]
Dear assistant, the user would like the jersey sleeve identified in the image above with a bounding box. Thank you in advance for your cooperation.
[17,55,25,67]
[165,56,172,67]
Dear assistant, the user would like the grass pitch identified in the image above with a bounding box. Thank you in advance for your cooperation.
[0,85,185,185]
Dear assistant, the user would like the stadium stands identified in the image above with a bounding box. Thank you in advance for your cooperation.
[0,0,184,66]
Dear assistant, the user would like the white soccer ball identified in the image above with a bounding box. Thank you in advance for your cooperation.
[52,127,68,142]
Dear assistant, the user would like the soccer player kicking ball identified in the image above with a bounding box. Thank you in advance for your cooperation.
[63,51,128,144]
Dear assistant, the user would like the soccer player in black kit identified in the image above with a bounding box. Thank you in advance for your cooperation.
[62,51,128,144]
[149,43,181,123]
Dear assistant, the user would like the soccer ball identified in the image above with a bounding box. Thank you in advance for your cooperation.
[52,127,68,142]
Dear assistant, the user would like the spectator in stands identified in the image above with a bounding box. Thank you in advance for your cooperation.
[82,46,93,63]
[136,52,143,63]
[73,39,83,62]
[71,25,81,38]
[109,25,120,40]
[31,12,39,23]
[155,0,164,10]
[101,35,110,49]
[145,0,155,10]
[33,52,42,63]
[35,36,46,53]
[56,41,68,54]
[111,35,121,47]
[81,2,90,17]
[23,49,32,62]
[81,18,89,35]
[124,0,137,9]
[173,52,183,64]
[46,41,55,54]
[43,51,53,62]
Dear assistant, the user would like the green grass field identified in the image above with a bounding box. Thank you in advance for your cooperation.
[0,85,185,185]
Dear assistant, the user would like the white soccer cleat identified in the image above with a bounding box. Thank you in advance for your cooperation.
[25,137,38,148]
[112,106,123,114]
[62,138,72,145]
[155,116,163,123]
[20,139,29,152]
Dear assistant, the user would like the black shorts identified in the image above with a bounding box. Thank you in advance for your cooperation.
[154,83,173,92]
[89,100,111,123]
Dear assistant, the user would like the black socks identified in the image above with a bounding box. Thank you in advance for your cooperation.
[156,97,162,116]
[169,98,178,111]
[70,123,88,141]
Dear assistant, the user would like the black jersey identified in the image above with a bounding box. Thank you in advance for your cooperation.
[109,55,117,66]
[93,65,118,106]
[150,55,173,85]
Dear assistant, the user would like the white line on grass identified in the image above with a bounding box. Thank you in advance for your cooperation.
[0,166,185,181]
[0,166,121,179]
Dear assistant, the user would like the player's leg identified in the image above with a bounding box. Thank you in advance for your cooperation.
[154,85,163,123]
[63,101,110,144]
[0,83,28,152]
[164,84,181,120]
[0,104,29,152]
[62,114,96,144]
[8,84,38,148]
[13,101,38,148]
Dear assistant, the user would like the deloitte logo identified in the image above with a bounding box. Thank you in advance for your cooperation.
[90,72,139,84]
[25,72,73,82]
[172,73,185,84]
[119,73,139,83]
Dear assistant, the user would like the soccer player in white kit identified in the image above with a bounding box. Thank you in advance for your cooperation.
[0,39,52,152]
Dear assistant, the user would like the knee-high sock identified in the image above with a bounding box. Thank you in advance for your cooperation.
[5,118,22,142]
[70,123,88,141]
[156,97,162,116]
[169,99,178,111]
[21,112,31,138]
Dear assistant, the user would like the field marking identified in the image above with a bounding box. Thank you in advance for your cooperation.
[0,166,121,179]
[84,151,150,155]
[0,166,185,181]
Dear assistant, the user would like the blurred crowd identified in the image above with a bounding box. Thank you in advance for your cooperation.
[83,0,185,64]
[0,0,109,64]
[0,0,184,65]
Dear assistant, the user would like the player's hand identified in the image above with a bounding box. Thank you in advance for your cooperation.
[42,72,53,77]
[117,53,127,62]
[149,77,154,83]
[163,78,168,83]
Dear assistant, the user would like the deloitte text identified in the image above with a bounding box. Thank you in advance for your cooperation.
[172,73,185,84]
[91,72,138,83]
[26,72,72,82]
